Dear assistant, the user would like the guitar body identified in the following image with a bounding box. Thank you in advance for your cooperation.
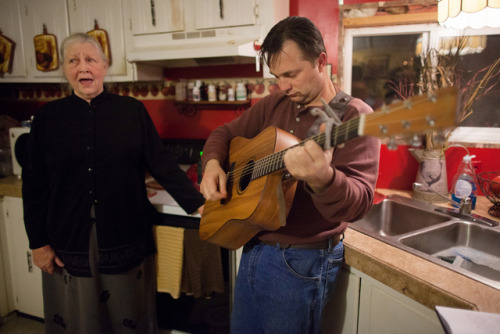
[199,126,299,249]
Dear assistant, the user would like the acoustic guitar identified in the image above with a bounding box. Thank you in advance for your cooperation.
[199,87,458,249]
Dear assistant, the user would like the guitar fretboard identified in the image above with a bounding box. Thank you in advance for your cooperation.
[248,117,362,181]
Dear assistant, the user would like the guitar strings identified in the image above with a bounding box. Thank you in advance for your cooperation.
[226,117,359,182]
[225,117,360,183]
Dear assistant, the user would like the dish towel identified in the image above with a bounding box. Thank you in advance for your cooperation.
[181,228,225,298]
[153,225,185,299]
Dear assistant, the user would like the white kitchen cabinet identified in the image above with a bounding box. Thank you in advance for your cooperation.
[357,268,442,334]
[0,0,28,81]
[67,0,134,80]
[1,0,137,83]
[129,0,185,35]
[124,0,289,77]
[0,196,44,319]
[322,265,443,334]
[194,0,256,30]
[321,266,361,334]
[0,199,13,318]
[18,0,70,82]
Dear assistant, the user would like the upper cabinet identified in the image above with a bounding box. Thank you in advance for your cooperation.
[67,0,133,80]
[0,0,69,82]
[124,0,289,77]
[194,0,256,30]
[129,0,185,35]
[19,0,69,82]
[0,0,28,80]
[1,0,134,83]
[0,0,289,83]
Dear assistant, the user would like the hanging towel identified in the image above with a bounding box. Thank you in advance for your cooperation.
[153,225,185,299]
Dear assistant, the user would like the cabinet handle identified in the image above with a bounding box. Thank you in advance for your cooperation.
[27,251,33,273]
[219,0,224,19]
[150,0,156,26]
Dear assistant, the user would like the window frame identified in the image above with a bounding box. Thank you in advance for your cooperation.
[342,24,500,145]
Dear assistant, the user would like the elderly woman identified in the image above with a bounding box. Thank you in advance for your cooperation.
[22,33,204,333]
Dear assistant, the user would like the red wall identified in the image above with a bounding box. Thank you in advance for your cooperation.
[289,0,340,73]
[3,0,498,194]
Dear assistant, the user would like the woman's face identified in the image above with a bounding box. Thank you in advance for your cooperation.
[63,42,108,102]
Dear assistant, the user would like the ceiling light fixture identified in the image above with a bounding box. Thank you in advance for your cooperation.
[438,0,500,29]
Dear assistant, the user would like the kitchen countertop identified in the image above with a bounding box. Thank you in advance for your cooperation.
[2,176,499,312]
[0,175,22,198]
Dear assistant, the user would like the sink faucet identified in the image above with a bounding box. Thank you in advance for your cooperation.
[412,183,498,227]
[412,182,471,214]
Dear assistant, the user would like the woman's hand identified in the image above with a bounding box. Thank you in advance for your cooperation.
[32,244,65,274]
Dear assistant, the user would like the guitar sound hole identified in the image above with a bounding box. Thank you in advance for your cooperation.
[239,160,254,193]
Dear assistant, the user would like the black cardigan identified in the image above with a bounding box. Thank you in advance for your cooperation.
[22,91,204,276]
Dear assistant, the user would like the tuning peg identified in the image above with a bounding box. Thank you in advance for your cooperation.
[426,116,436,127]
[427,91,437,103]
[387,137,398,151]
[378,124,388,135]
[403,100,413,109]
[409,134,422,147]
[401,120,411,130]
[432,132,447,145]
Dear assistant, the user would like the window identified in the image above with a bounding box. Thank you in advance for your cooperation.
[342,24,500,143]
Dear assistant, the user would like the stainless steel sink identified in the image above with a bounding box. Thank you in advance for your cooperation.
[400,222,500,283]
[350,195,500,290]
[352,196,451,236]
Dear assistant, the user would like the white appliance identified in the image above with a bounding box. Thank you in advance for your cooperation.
[9,127,30,177]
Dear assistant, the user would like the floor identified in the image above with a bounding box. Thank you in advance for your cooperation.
[0,290,229,334]
[0,313,203,334]
[0,313,44,334]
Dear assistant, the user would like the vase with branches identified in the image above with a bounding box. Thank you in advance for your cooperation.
[388,35,500,202]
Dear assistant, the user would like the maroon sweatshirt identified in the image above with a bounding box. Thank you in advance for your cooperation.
[201,90,380,244]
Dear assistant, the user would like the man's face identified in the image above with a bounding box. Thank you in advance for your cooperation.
[63,42,108,102]
[269,40,325,106]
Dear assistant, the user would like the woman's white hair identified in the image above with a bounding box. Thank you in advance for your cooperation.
[60,33,107,62]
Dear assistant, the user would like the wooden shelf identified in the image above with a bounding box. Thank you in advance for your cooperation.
[173,100,251,116]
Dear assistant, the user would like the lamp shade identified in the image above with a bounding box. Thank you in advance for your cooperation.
[438,0,500,29]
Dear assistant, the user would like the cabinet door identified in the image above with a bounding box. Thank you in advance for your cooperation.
[68,0,129,77]
[194,0,256,30]
[129,0,184,35]
[0,199,14,317]
[321,266,361,334]
[19,0,69,82]
[0,0,28,81]
[2,197,44,319]
[357,271,442,334]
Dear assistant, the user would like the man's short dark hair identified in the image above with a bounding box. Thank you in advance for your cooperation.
[260,16,326,68]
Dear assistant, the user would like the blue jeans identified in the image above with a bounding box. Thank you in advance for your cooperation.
[230,239,344,334]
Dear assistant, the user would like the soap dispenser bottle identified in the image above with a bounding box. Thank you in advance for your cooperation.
[451,154,477,210]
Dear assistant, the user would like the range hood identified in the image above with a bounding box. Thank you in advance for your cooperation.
[127,39,258,68]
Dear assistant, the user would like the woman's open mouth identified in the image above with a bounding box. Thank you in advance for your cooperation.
[79,78,94,86]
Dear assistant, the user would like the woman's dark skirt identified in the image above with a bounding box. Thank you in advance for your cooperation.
[42,223,158,333]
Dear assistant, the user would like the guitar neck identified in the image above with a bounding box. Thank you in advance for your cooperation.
[252,118,362,180]
[245,86,457,182]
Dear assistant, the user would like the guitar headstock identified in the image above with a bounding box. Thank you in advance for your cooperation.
[361,87,457,139]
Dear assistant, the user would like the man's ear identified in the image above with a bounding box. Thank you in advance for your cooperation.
[317,52,327,72]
